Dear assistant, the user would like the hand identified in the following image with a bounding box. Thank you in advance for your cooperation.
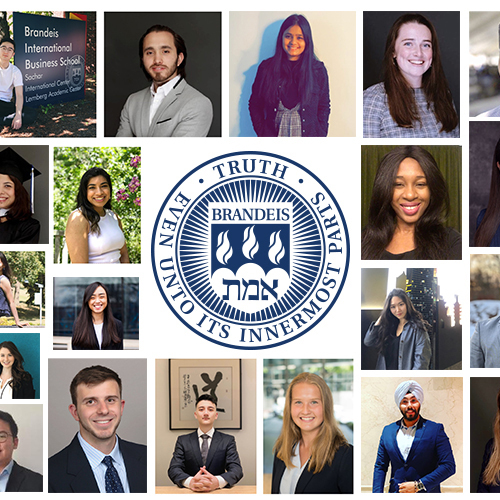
[398,481,417,493]
[16,321,29,328]
[188,467,219,492]
[11,115,22,130]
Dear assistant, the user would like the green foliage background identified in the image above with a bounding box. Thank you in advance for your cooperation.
[4,251,45,305]
[54,147,141,263]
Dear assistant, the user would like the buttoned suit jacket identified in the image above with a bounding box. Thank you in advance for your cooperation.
[48,434,147,493]
[373,417,455,493]
[271,443,353,494]
[116,78,213,137]
[5,461,43,492]
[168,430,243,488]
[470,315,500,368]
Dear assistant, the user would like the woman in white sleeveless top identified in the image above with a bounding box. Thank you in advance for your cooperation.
[65,167,129,264]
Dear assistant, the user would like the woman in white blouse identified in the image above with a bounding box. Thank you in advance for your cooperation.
[71,282,123,350]
[65,167,129,264]
[271,372,353,494]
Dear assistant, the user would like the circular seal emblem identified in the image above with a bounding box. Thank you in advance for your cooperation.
[152,151,349,349]
[64,54,85,90]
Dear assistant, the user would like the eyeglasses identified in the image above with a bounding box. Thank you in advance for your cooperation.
[0,432,14,442]
[0,46,14,54]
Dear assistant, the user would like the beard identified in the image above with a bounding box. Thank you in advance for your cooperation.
[400,406,420,423]
[148,64,178,87]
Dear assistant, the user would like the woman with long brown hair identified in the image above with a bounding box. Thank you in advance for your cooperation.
[364,288,431,370]
[271,372,352,494]
[363,13,458,138]
[0,340,35,399]
[475,138,500,247]
[478,388,500,492]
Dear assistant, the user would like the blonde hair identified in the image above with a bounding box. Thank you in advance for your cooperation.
[483,389,500,485]
[273,372,348,473]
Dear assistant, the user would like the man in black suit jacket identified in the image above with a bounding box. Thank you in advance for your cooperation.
[0,410,42,492]
[168,394,243,491]
[48,365,147,493]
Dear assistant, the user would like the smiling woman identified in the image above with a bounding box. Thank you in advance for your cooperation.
[65,167,129,264]
[271,373,352,494]
[361,146,461,260]
[248,14,330,137]
[363,288,431,370]
[71,282,123,350]
[363,13,459,138]
[0,341,35,399]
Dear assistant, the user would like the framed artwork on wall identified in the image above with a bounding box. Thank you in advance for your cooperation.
[169,359,242,430]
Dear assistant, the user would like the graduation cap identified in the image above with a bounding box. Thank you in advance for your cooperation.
[0,147,41,214]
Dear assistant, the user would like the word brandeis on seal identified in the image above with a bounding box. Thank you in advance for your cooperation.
[152,151,349,349]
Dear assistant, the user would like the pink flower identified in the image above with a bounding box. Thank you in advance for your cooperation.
[130,156,141,168]
[134,197,141,206]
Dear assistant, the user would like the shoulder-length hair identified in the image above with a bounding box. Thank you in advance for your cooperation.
[3,175,31,221]
[474,138,500,247]
[370,288,429,353]
[72,282,120,350]
[0,252,13,281]
[0,341,31,391]
[361,145,450,260]
[75,167,113,235]
[273,372,348,474]
[256,14,316,107]
[482,389,500,485]
[383,13,458,133]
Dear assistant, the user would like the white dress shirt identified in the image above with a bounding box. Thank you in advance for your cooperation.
[279,443,308,494]
[0,460,13,492]
[77,432,130,493]
[149,75,181,125]
[397,419,418,461]
[0,378,13,399]
[183,428,227,490]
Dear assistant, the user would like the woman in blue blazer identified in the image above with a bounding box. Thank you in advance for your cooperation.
[271,372,352,494]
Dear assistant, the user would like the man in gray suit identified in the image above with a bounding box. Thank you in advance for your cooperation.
[116,25,213,137]
[471,315,500,367]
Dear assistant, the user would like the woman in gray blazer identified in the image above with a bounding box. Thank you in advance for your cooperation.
[364,288,431,370]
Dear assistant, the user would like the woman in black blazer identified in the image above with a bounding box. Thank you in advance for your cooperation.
[271,372,353,494]
[0,341,35,399]
[71,282,123,350]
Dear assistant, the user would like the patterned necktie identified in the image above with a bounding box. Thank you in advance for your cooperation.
[103,455,124,493]
[201,434,210,465]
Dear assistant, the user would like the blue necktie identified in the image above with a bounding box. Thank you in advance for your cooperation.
[103,455,124,493]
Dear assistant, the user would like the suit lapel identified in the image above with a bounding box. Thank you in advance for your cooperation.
[119,437,146,493]
[406,418,426,463]
[148,79,185,135]
[140,89,152,137]
[294,461,314,493]
[205,430,221,469]
[5,462,23,492]
[67,435,100,493]
[391,420,406,463]
[189,431,204,468]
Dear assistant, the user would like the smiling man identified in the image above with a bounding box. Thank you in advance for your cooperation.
[168,394,243,491]
[372,380,455,493]
[0,37,37,130]
[48,365,147,493]
[116,24,213,137]
[0,410,42,492]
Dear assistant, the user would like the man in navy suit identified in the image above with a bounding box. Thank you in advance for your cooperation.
[372,380,456,493]
[0,410,42,492]
[168,394,243,491]
[48,365,147,493]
